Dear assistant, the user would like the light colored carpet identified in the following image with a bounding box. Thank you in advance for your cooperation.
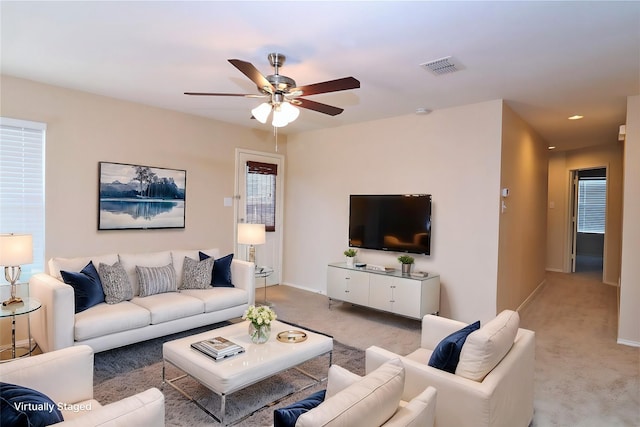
[94,271,638,426]
[267,271,639,426]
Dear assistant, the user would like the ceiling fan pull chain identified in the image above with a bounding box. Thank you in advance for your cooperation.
[274,126,279,152]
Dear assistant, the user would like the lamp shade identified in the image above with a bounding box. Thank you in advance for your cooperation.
[251,103,272,124]
[237,223,266,245]
[0,234,33,266]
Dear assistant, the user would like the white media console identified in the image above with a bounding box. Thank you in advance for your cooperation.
[327,263,440,319]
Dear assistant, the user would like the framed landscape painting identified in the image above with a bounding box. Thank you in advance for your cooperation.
[98,162,186,230]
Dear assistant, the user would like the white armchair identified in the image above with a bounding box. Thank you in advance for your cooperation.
[275,358,437,427]
[366,311,535,427]
[0,345,164,426]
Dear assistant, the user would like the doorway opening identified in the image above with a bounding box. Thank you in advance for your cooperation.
[570,167,606,276]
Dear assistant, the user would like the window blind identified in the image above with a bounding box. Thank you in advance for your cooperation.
[577,178,606,234]
[0,117,46,283]
[246,161,277,232]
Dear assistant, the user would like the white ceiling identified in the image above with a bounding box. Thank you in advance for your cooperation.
[1,1,639,151]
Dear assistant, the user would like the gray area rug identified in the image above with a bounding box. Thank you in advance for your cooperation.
[93,323,364,426]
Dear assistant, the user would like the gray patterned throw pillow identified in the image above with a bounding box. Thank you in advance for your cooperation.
[98,261,133,304]
[136,264,177,297]
[181,256,214,289]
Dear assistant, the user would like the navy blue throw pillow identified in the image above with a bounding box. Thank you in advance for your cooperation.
[199,252,234,287]
[1,382,64,426]
[428,320,480,374]
[274,390,326,427]
[61,261,105,313]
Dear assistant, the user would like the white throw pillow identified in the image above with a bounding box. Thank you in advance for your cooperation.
[296,358,405,427]
[455,310,520,381]
[325,364,362,399]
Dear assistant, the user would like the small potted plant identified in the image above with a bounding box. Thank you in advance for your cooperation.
[344,248,358,267]
[398,255,415,275]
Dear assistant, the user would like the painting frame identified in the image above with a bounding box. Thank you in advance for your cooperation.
[98,161,186,230]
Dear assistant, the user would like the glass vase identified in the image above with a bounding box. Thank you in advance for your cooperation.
[248,322,271,344]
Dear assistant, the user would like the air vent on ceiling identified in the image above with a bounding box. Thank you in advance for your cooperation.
[420,56,463,75]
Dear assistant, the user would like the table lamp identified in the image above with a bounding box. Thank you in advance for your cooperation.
[237,223,266,264]
[0,233,33,306]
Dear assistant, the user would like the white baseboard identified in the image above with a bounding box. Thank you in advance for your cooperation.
[279,281,326,296]
[545,268,564,273]
[617,338,640,348]
[517,278,547,313]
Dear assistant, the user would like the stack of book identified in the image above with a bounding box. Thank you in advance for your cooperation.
[191,336,245,361]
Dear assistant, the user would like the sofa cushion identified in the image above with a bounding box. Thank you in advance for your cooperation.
[428,320,480,373]
[136,264,177,297]
[383,386,437,427]
[325,364,361,399]
[49,253,118,280]
[98,261,133,304]
[61,261,105,313]
[181,256,214,289]
[455,310,520,381]
[296,359,404,427]
[131,293,204,324]
[0,382,64,426]
[273,390,326,427]
[118,251,172,296]
[178,287,248,312]
[74,301,151,341]
[199,252,234,287]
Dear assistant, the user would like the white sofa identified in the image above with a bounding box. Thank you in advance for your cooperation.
[29,248,255,353]
[366,310,535,427]
[0,345,164,426]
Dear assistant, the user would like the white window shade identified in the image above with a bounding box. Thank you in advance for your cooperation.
[0,117,46,283]
[577,179,606,234]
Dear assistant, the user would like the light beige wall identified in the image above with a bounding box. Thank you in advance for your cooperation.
[497,103,549,312]
[545,143,624,285]
[0,75,281,263]
[284,100,504,322]
[619,95,640,346]
[546,152,569,271]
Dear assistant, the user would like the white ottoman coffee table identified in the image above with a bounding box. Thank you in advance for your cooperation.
[162,320,333,425]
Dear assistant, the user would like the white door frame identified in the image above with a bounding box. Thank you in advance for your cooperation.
[565,166,608,280]
[234,148,285,285]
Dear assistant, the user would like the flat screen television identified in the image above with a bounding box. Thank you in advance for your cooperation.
[349,194,432,255]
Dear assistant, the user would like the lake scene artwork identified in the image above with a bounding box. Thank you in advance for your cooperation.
[99,162,186,230]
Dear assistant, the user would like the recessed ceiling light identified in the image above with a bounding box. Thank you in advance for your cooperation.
[548,146,556,150]
[568,115,584,120]
[415,108,432,115]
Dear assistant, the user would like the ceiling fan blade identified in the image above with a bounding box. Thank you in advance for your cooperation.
[296,98,344,116]
[228,59,274,93]
[294,77,360,97]
[184,92,266,98]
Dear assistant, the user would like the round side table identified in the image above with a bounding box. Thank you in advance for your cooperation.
[0,296,41,360]
[255,267,274,306]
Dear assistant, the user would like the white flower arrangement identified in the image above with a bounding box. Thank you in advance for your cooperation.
[242,305,277,327]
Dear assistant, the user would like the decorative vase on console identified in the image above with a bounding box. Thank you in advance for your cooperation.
[398,255,415,275]
[243,305,276,344]
[344,248,358,268]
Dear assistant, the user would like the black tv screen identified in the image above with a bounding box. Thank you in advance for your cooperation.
[349,194,432,255]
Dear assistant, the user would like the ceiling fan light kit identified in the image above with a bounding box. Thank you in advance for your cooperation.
[186,53,360,128]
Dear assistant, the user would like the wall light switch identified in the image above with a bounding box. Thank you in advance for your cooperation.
[223,197,233,207]
[549,201,555,209]
[501,188,510,197]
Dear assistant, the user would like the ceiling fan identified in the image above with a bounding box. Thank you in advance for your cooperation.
[185,53,360,127]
